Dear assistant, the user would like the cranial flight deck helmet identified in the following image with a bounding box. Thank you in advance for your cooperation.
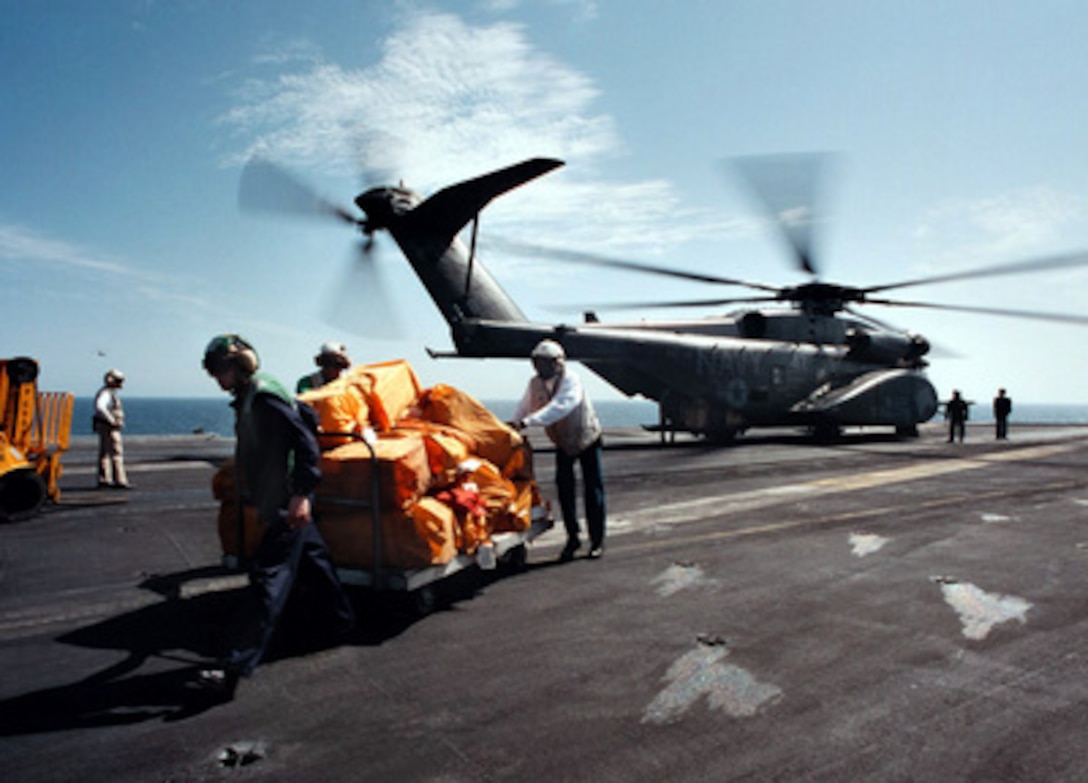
[315,340,350,368]
[530,339,565,361]
[104,369,125,385]
[202,334,260,376]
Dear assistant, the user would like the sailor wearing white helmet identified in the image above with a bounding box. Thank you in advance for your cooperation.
[296,341,351,394]
[93,368,131,489]
[513,339,606,560]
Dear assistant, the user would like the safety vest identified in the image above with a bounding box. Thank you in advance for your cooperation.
[233,373,297,523]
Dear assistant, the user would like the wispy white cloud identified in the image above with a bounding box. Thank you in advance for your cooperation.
[915,187,1088,264]
[217,10,731,253]
[0,222,135,276]
[0,221,214,311]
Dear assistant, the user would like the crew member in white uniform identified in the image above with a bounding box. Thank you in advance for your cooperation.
[93,369,130,489]
[513,340,606,560]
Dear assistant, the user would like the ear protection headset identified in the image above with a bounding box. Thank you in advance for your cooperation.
[203,334,260,376]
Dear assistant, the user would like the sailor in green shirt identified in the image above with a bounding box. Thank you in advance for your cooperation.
[198,334,354,696]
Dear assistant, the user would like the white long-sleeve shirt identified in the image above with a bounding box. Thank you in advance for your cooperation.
[513,367,601,456]
[94,386,124,428]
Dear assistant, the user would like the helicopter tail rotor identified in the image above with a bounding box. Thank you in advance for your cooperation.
[238,156,402,336]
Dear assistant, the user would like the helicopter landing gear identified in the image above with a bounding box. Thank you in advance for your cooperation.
[895,424,920,438]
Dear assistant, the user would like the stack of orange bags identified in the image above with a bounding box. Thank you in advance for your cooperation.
[214,359,543,570]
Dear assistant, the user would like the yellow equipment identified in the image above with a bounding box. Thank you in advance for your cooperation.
[0,357,73,521]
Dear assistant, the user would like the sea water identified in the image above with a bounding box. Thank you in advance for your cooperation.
[72,397,1088,438]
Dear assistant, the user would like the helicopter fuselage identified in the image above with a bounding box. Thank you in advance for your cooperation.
[353,158,939,439]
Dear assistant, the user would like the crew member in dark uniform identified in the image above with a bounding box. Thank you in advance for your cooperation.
[945,389,969,443]
[993,388,1012,440]
[198,334,354,695]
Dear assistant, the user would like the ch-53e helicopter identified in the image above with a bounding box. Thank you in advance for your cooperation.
[240,155,1088,441]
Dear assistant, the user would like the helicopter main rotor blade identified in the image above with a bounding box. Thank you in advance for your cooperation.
[239,157,361,226]
[487,237,780,292]
[729,153,831,277]
[862,296,1088,325]
[549,296,780,313]
[864,250,1088,295]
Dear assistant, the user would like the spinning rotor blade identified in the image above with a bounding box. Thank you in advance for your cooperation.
[862,296,1088,325]
[864,250,1088,295]
[549,296,779,313]
[238,156,398,333]
[730,153,831,277]
[239,157,361,227]
[321,240,403,337]
[487,237,779,292]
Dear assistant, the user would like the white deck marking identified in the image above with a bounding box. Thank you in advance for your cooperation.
[642,644,783,724]
[620,442,1079,535]
[938,581,1033,640]
[650,562,719,597]
[849,532,889,557]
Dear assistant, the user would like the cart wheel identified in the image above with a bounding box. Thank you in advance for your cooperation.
[500,544,528,574]
[411,585,438,617]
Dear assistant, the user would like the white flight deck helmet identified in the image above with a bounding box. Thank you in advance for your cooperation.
[104,369,125,385]
[530,339,565,361]
[316,341,350,368]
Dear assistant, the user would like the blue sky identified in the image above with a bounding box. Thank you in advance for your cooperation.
[5,0,1088,408]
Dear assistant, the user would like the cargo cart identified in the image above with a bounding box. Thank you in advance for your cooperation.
[315,430,553,614]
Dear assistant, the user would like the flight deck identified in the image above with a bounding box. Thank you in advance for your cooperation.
[2,422,1087,781]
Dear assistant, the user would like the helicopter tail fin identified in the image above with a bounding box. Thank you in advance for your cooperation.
[406,158,564,244]
[362,158,564,330]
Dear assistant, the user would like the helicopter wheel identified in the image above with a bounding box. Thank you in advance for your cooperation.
[895,424,920,438]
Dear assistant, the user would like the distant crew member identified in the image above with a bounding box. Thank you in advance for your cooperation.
[513,339,606,561]
[199,334,355,696]
[93,369,130,489]
[993,388,1012,440]
[296,341,351,394]
[945,389,969,444]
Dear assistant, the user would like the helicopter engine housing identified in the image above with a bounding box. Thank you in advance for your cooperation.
[845,328,929,366]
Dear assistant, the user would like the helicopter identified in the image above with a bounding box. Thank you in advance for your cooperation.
[239,155,1088,441]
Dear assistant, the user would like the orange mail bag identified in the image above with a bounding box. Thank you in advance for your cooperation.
[346,359,422,432]
[298,378,369,447]
[212,460,262,557]
[319,435,431,511]
[317,496,457,570]
[391,419,477,487]
[417,384,523,470]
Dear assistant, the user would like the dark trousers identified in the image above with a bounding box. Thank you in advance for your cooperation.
[226,519,354,676]
[996,417,1009,439]
[948,420,965,443]
[556,438,606,549]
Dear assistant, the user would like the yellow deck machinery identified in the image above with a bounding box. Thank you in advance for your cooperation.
[0,358,73,521]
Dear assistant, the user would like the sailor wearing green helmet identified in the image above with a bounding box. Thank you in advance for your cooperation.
[197,334,354,696]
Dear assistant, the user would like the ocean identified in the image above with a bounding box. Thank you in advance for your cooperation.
[72,397,1088,438]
